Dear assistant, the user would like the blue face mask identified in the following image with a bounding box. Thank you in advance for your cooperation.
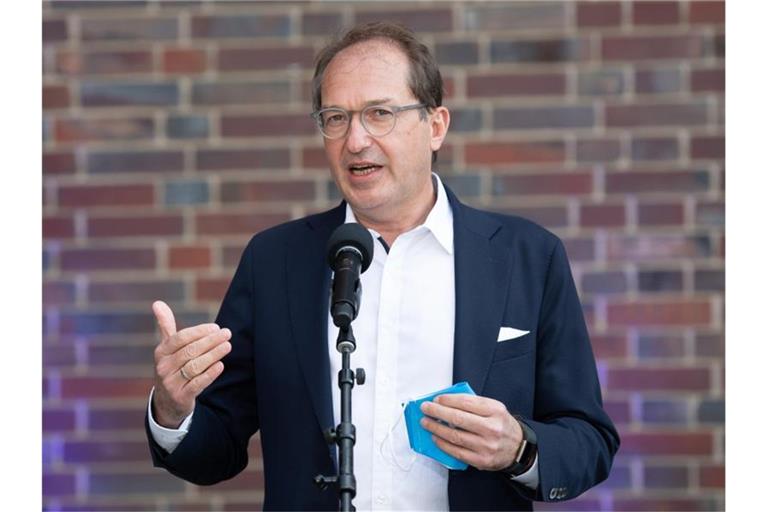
[403,381,476,470]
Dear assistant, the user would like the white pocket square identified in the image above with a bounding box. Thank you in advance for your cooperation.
[497,327,530,342]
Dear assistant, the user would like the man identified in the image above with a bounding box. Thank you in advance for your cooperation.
[146,22,619,510]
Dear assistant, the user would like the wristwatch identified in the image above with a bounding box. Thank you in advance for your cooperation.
[502,417,538,477]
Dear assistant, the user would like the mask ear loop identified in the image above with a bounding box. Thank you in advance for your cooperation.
[379,401,416,472]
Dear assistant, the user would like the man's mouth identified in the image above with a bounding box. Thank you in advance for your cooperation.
[347,162,382,176]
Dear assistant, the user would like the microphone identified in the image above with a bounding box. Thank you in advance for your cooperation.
[326,223,374,329]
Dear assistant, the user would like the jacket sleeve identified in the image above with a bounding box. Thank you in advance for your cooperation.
[516,239,620,502]
[146,238,260,485]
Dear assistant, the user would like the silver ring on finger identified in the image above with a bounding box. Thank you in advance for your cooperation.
[179,365,193,381]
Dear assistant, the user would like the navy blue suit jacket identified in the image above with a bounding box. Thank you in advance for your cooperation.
[147,188,619,510]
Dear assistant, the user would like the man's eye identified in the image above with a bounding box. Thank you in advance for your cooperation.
[371,108,393,118]
[325,113,347,125]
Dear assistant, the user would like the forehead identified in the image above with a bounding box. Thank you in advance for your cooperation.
[321,40,413,107]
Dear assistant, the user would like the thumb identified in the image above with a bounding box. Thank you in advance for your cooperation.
[152,300,177,341]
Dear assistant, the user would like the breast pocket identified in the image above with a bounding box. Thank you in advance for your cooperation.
[492,332,534,363]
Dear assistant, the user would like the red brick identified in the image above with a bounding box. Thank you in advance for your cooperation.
[43,84,70,109]
[44,214,76,239]
[221,114,315,137]
[606,103,708,127]
[43,151,76,175]
[196,277,230,302]
[591,333,628,359]
[689,1,725,24]
[576,2,622,27]
[465,141,565,165]
[44,280,77,304]
[58,184,155,208]
[57,49,153,75]
[493,206,568,229]
[699,464,725,488]
[302,147,328,169]
[691,136,724,159]
[638,201,685,226]
[218,46,314,72]
[61,248,156,271]
[88,407,142,431]
[64,440,149,463]
[302,12,343,36]
[195,212,290,236]
[60,376,154,399]
[604,399,631,424]
[606,170,709,194]
[602,35,704,60]
[607,300,711,326]
[580,204,625,227]
[222,244,246,267]
[493,172,592,196]
[562,237,595,262]
[169,245,211,269]
[691,68,724,92]
[606,234,709,261]
[87,214,183,238]
[162,48,206,74]
[196,148,290,171]
[467,72,566,97]
[644,465,690,488]
[354,8,453,32]
[220,180,315,202]
[608,367,710,391]
[54,117,154,143]
[632,1,680,25]
[88,279,183,303]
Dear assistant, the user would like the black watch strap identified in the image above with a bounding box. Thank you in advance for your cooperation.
[502,417,538,477]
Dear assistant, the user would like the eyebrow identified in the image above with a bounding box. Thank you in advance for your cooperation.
[322,98,394,110]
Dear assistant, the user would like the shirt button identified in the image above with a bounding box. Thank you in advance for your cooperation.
[376,495,388,504]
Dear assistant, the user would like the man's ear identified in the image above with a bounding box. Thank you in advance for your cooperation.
[429,106,450,152]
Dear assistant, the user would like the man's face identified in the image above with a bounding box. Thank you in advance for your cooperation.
[319,41,448,222]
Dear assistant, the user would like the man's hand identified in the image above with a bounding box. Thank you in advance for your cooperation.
[419,393,523,471]
[151,300,232,429]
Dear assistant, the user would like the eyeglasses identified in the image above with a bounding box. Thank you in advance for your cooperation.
[311,103,427,139]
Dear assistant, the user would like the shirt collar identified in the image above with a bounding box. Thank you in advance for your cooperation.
[343,173,454,255]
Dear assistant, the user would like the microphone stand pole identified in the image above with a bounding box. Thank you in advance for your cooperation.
[314,324,365,511]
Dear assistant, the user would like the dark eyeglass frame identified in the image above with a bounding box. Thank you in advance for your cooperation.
[310,103,427,139]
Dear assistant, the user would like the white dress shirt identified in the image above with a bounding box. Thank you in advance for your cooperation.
[148,174,538,509]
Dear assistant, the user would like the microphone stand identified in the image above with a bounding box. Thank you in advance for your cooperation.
[314,324,365,511]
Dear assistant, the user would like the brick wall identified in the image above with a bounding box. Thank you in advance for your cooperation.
[42,1,725,510]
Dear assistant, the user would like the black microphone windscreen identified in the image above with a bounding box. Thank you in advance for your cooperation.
[326,223,375,272]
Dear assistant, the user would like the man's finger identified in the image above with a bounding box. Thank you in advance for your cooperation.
[420,416,485,452]
[420,400,487,435]
[433,393,502,417]
[152,300,177,340]
[183,361,225,396]
[179,337,232,380]
[165,323,222,355]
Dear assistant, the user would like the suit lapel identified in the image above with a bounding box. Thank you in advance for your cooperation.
[285,205,345,436]
[448,190,513,395]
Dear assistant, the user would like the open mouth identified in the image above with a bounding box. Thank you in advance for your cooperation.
[348,163,382,176]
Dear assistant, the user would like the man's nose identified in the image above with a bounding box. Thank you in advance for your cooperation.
[344,113,373,154]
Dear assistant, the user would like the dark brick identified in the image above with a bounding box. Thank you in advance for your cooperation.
[89,472,186,495]
[493,206,568,229]
[166,115,208,139]
[691,136,724,159]
[43,473,76,497]
[491,38,588,63]
[698,399,724,423]
[700,465,725,489]
[631,137,679,161]
[192,81,291,105]
[89,344,153,366]
[467,72,566,97]
[607,301,711,327]
[191,14,290,38]
[591,334,628,360]
[435,41,479,66]
[196,277,230,302]
[466,141,566,165]
[464,3,565,30]
[602,35,705,60]
[43,408,76,433]
[614,498,720,511]
[494,106,594,130]
[644,465,689,488]
[689,1,725,24]
[576,2,622,27]
[86,214,184,238]
[88,280,184,303]
[50,1,147,9]
[64,440,149,463]
[61,248,155,271]
[637,202,685,225]
[562,237,595,262]
[576,138,621,163]
[44,281,76,304]
[641,399,689,424]
[691,68,724,92]
[58,50,153,75]
[493,172,592,196]
[608,367,710,391]
[81,82,178,107]
[43,19,68,43]
[80,17,177,41]
[580,204,625,227]
[582,271,627,294]
[354,8,453,32]
[449,108,483,132]
[606,170,709,193]
[632,1,680,25]
[606,234,711,261]
[439,175,482,198]
[695,333,724,358]
[43,344,78,367]
[195,212,290,236]
[59,311,154,336]
[606,102,708,127]
[220,180,315,202]
[218,47,314,72]
[87,150,183,174]
[43,215,75,239]
[695,201,724,226]
[196,148,290,171]
[88,407,142,431]
[43,84,70,109]
[55,117,154,143]
[222,114,315,137]
[58,183,155,208]
[578,68,625,96]
[695,269,724,292]
[635,68,682,94]
[164,180,209,205]
[302,12,343,36]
